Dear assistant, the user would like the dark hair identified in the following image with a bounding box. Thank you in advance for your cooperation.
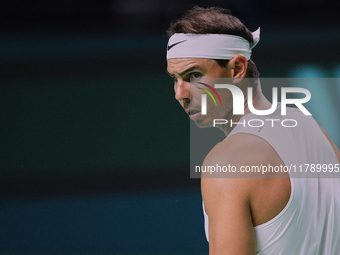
[167,6,259,78]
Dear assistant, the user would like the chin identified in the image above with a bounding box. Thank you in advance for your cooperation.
[194,118,214,128]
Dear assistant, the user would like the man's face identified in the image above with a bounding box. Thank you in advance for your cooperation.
[167,58,234,128]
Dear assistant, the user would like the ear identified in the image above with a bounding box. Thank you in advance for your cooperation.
[228,55,248,83]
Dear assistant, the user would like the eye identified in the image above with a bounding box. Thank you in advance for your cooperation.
[190,72,201,79]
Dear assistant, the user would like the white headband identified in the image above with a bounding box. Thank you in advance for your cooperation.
[166,28,260,60]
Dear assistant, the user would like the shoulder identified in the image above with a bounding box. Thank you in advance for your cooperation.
[201,132,287,212]
[203,132,283,176]
[201,133,263,196]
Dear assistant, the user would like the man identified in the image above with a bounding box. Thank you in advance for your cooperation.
[166,6,340,254]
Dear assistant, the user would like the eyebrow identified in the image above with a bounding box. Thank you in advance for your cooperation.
[167,65,203,77]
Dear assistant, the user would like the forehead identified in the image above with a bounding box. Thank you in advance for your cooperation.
[167,58,217,75]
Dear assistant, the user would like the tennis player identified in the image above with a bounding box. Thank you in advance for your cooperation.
[166,6,340,254]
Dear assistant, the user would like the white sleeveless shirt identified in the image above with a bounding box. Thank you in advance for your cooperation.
[203,108,340,254]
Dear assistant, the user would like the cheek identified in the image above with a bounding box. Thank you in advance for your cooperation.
[190,88,202,100]
[205,91,231,114]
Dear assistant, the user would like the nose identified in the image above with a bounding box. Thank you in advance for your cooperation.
[174,79,190,101]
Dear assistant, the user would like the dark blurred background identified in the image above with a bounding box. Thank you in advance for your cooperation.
[1,0,340,254]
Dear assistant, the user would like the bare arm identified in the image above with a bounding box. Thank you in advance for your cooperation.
[202,176,256,255]
[201,133,291,255]
[201,135,258,255]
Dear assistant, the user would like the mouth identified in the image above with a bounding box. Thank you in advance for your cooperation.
[186,109,201,120]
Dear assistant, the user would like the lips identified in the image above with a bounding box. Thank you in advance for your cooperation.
[189,109,200,115]
[185,108,200,115]
[185,108,201,120]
